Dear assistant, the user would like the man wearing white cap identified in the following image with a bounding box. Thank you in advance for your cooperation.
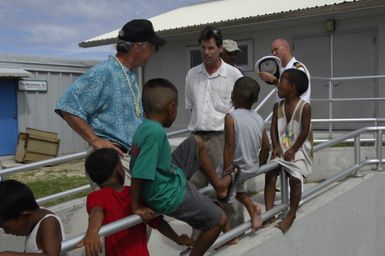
[258,38,311,102]
[221,39,245,75]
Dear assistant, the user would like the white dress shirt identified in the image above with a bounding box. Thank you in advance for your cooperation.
[185,60,243,131]
[276,57,311,103]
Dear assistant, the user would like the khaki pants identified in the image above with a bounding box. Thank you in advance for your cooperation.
[189,132,245,239]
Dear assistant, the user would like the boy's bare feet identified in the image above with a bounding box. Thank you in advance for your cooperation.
[216,174,232,200]
[262,216,277,227]
[217,166,240,203]
[227,237,240,245]
[250,204,263,232]
[214,236,240,251]
[275,216,295,233]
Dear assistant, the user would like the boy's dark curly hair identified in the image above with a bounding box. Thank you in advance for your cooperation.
[0,180,39,221]
[282,68,309,96]
[85,148,120,185]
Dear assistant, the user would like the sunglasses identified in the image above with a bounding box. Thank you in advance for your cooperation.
[206,28,220,37]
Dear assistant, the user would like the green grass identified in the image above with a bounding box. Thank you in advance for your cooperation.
[25,176,89,206]
[26,176,88,198]
[6,169,89,207]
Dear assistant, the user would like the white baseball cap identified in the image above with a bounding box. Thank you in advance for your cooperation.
[223,39,241,52]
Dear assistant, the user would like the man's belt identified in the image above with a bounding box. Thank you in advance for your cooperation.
[115,144,128,154]
[192,130,223,135]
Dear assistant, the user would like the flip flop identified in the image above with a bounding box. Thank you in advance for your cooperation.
[180,247,192,256]
[217,165,240,203]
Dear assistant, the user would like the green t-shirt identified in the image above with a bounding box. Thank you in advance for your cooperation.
[130,119,186,214]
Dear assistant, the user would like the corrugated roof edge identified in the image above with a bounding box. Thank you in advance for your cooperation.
[0,68,32,78]
[79,0,381,48]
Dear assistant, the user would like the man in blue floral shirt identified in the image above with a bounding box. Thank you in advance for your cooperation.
[55,19,165,181]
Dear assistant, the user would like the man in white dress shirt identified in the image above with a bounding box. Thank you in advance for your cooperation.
[185,25,244,238]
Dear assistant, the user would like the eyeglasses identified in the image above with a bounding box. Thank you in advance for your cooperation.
[199,26,222,45]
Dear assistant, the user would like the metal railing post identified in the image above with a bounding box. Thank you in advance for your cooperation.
[280,167,289,205]
[328,32,334,139]
[328,79,334,138]
[353,135,362,176]
[354,135,360,165]
[376,129,383,171]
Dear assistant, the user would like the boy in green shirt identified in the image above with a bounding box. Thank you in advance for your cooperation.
[130,78,238,255]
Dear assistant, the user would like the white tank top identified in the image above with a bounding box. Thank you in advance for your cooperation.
[230,108,265,173]
[24,213,65,253]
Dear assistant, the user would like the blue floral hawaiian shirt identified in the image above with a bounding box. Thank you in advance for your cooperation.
[55,55,144,150]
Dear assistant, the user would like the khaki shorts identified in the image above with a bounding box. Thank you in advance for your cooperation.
[169,136,222,231]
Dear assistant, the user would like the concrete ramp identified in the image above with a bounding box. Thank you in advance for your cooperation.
[208,171,385,256]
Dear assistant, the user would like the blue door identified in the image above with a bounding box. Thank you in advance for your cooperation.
[0,79,18,156]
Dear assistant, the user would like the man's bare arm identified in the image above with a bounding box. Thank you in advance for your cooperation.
[61,111,123,155]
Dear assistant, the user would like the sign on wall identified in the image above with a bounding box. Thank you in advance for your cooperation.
[18,80,47,92]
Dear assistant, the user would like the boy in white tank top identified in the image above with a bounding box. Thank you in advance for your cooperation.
[266,68,313,233]
[0,180,64,255]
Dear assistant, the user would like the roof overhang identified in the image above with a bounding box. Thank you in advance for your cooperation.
[0,68,32,78]
[79,0,385,48]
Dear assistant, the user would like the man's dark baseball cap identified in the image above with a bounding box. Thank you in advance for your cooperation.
[118,19,165,47]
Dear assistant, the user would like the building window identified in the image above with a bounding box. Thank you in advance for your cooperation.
[188,39,253,71]
[189,48,202,68]
[235,39,253,71]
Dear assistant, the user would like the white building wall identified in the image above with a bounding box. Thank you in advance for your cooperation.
[0,55,98,155]
[17,71,88,154]
[144,7,385,131]
[2,5,385,155]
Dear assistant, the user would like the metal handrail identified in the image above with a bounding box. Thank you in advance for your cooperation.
[312,74,385,81]
[312,118,385,123]
[0,129,192,203]
[36,185,91,205]
[1,73,384,252]
[61,126,384,253]
[210,126,384,249]
[253,88,276,113]
[0,151,88,177]
[312,75,385,138]
[0,129,191,178]
[256,74,385,136]
[2,74,383,179]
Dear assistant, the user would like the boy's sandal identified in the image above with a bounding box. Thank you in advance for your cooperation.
[217,164,240,203]
[180,247,192,256]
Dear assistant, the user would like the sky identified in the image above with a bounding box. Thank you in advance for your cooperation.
[0,0,203,60]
